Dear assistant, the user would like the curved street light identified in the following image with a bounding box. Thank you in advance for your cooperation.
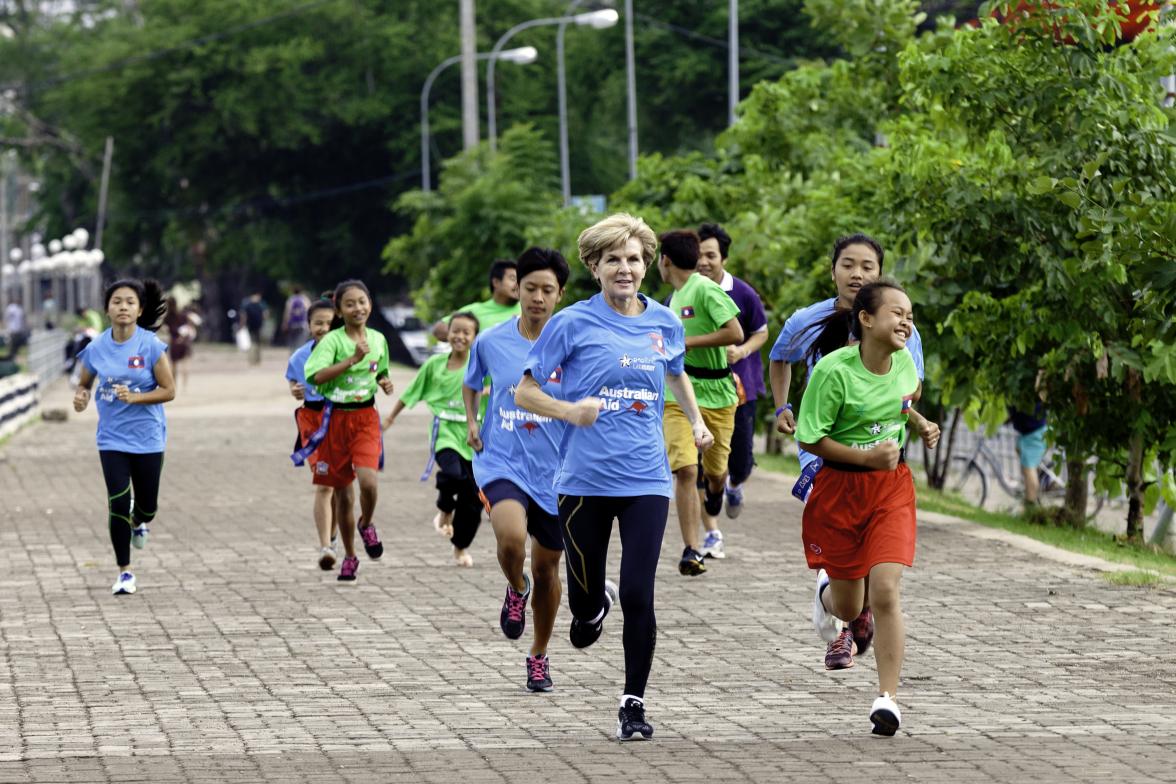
[421,46,538,192]
[486,9,618,154]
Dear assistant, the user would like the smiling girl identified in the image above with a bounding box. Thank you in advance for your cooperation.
[795,280,940,736]
[303,280,394,582]
[73,279,175,596]
[385,312,483,567]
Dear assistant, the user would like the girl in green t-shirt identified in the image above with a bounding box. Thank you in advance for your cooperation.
[795,280,940,738]
[384,312,483,567]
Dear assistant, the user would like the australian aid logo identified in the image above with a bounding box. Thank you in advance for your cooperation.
[598,385,658,414]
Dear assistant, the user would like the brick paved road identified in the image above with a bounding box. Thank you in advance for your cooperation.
[0,347,1173,783]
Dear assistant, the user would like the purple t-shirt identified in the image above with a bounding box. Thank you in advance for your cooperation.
[722,273,768,401]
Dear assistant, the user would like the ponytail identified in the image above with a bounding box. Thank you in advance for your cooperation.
[804,279,907,367]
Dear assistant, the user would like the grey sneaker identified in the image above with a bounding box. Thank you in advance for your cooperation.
[131,524,149,550]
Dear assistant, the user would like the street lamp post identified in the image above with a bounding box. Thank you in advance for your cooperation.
[486,9,618,155]
[623,0,637,179]
[421,47,538,192]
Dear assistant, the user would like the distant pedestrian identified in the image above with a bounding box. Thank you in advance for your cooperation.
[164,298,195,390]
[282,286,312,347]
[797,280,939,736]
[303,279,393,582]
[239,292,268,365]
[73,279,176,596]
[287,297,341,569]
[386,312,482,567]
[4,298,28,358]
[1009,405,1048,507]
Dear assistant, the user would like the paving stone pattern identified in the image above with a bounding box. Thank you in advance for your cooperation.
[0,348,1173,783]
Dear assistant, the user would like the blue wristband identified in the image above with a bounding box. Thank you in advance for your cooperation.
[775,404,792,417]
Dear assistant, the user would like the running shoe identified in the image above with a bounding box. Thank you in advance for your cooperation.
[824,627,855,670]
[525,654,553,692]
[131,524,149,550]
[358,522,383,560]
[337,555,359,582]
[870,692,901,736]
[111,571,136,595]
[700,530,725,560]
[570,579,617,649]
[500,573,532,640]
[849,607,875,656]
[678,546,707,576]
[724,484,744,519]
[318,546,337,571]
[702,485,724,517]
[616,696,654,741]
[812,569,842,643]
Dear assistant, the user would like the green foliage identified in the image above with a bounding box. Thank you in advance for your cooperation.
[383,124,560,320]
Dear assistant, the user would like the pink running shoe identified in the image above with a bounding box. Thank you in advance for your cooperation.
[850,607,875,656]
[337,556,359,582]
[526,654,552,692]
[824,627,855,670]
[358,522,383,560]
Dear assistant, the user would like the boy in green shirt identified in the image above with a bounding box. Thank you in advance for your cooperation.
[657,230,744,576]
[431,259,520,342]
[386,312,483,567]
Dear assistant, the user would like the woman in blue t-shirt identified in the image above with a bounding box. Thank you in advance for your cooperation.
[74,279,176,596]
[516,213,713,742]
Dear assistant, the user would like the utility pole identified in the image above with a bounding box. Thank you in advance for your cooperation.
[624,0,637,180]
[94,137,114,250]
[728,0,738,126]
[460,0,479,150]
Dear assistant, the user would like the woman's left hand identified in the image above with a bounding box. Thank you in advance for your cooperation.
[113,385,136,404]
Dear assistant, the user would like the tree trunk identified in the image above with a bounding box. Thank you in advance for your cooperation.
[1125,432,1145,542]
[1063,456,1089,527]
[925,408,960,490]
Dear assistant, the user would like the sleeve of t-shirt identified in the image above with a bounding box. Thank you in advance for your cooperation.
[285,351,301,383]
[908,326,926,381]
[704,281,741,328]
[464,335,489,390]
[373,330,390,378]
[769,307,807,363]
[522,311,573,387]
[79,340,97,376]
[149,334,168,368]
[795,359,845,445]
[303,332,339,382]
[399,354,436,408]
[743,288,768,334]
[666,320,686,376]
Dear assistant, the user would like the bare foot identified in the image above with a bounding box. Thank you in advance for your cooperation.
[453,548,473,567]
[433,511,454,538]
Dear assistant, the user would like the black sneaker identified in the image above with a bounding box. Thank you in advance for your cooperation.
[570,579,617,649]
[702,485,724,517]
[616,696,653,741]
[525,654,553,692]
[678,546,707,576]
[358,521,384,560]
[500,574,531,640]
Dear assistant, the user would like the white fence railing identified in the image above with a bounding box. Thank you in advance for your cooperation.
[0,373,38,440]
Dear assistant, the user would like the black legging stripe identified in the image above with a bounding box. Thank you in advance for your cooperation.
[558,494,669,699]
[99,451,164,568]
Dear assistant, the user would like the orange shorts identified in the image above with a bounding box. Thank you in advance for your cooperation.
[295,406,324,479]
[801,462,916,580]
[311,406,382,488]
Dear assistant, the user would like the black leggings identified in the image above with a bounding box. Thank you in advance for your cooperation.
[558,494,669,698]
[728,399,758,486]
[98,451,164,568]
[435,449,482,550]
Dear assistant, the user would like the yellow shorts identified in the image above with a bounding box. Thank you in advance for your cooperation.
[663,401,736,475]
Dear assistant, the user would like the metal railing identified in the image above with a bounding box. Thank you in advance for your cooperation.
[26,328,69,389]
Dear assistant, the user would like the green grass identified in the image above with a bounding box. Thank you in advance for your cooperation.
[755,450,1176,577]
[1102,570,1169,587]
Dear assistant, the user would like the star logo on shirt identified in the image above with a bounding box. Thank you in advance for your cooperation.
[869,422,883,435]
[620,355,633,368]
[508,384,517,397]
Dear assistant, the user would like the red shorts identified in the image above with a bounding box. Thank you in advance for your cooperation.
[312,406,382,488]
[801,462,916,580]
[295,406,324,479]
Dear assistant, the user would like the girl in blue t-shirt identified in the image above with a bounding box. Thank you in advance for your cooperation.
[516,213,714,742]
[74,279,176,596]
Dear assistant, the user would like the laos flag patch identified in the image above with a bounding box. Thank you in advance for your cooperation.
[901,395,914,415]
[128,356,145,369]
[680,306,695,319]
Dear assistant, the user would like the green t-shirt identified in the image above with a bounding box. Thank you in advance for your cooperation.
[665,273,740,409]
[795,345,919,452]
[303,327,390,404]
[451,298,520,332]
[399,352,476,461]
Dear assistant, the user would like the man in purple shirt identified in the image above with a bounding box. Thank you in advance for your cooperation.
[696,223,769,526]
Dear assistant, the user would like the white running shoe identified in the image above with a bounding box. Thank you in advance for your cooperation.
[318,546,337,570]
[112,571,137,595]
[131,524,149,550]
[812,569,842,643]
[700,530,725,559]
[870,692,901,736]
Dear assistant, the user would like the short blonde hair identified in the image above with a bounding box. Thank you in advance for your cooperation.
[577,212,657,270]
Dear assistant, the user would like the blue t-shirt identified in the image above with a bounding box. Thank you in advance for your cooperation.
[79,327,168,453]
[522,293,686,499]
[284,339,324,403]
[768,296,925,471]
[465,317,568,514]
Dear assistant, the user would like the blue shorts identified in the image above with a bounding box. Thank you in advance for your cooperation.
[1017,425,1048,469]
[479,479,563,552]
